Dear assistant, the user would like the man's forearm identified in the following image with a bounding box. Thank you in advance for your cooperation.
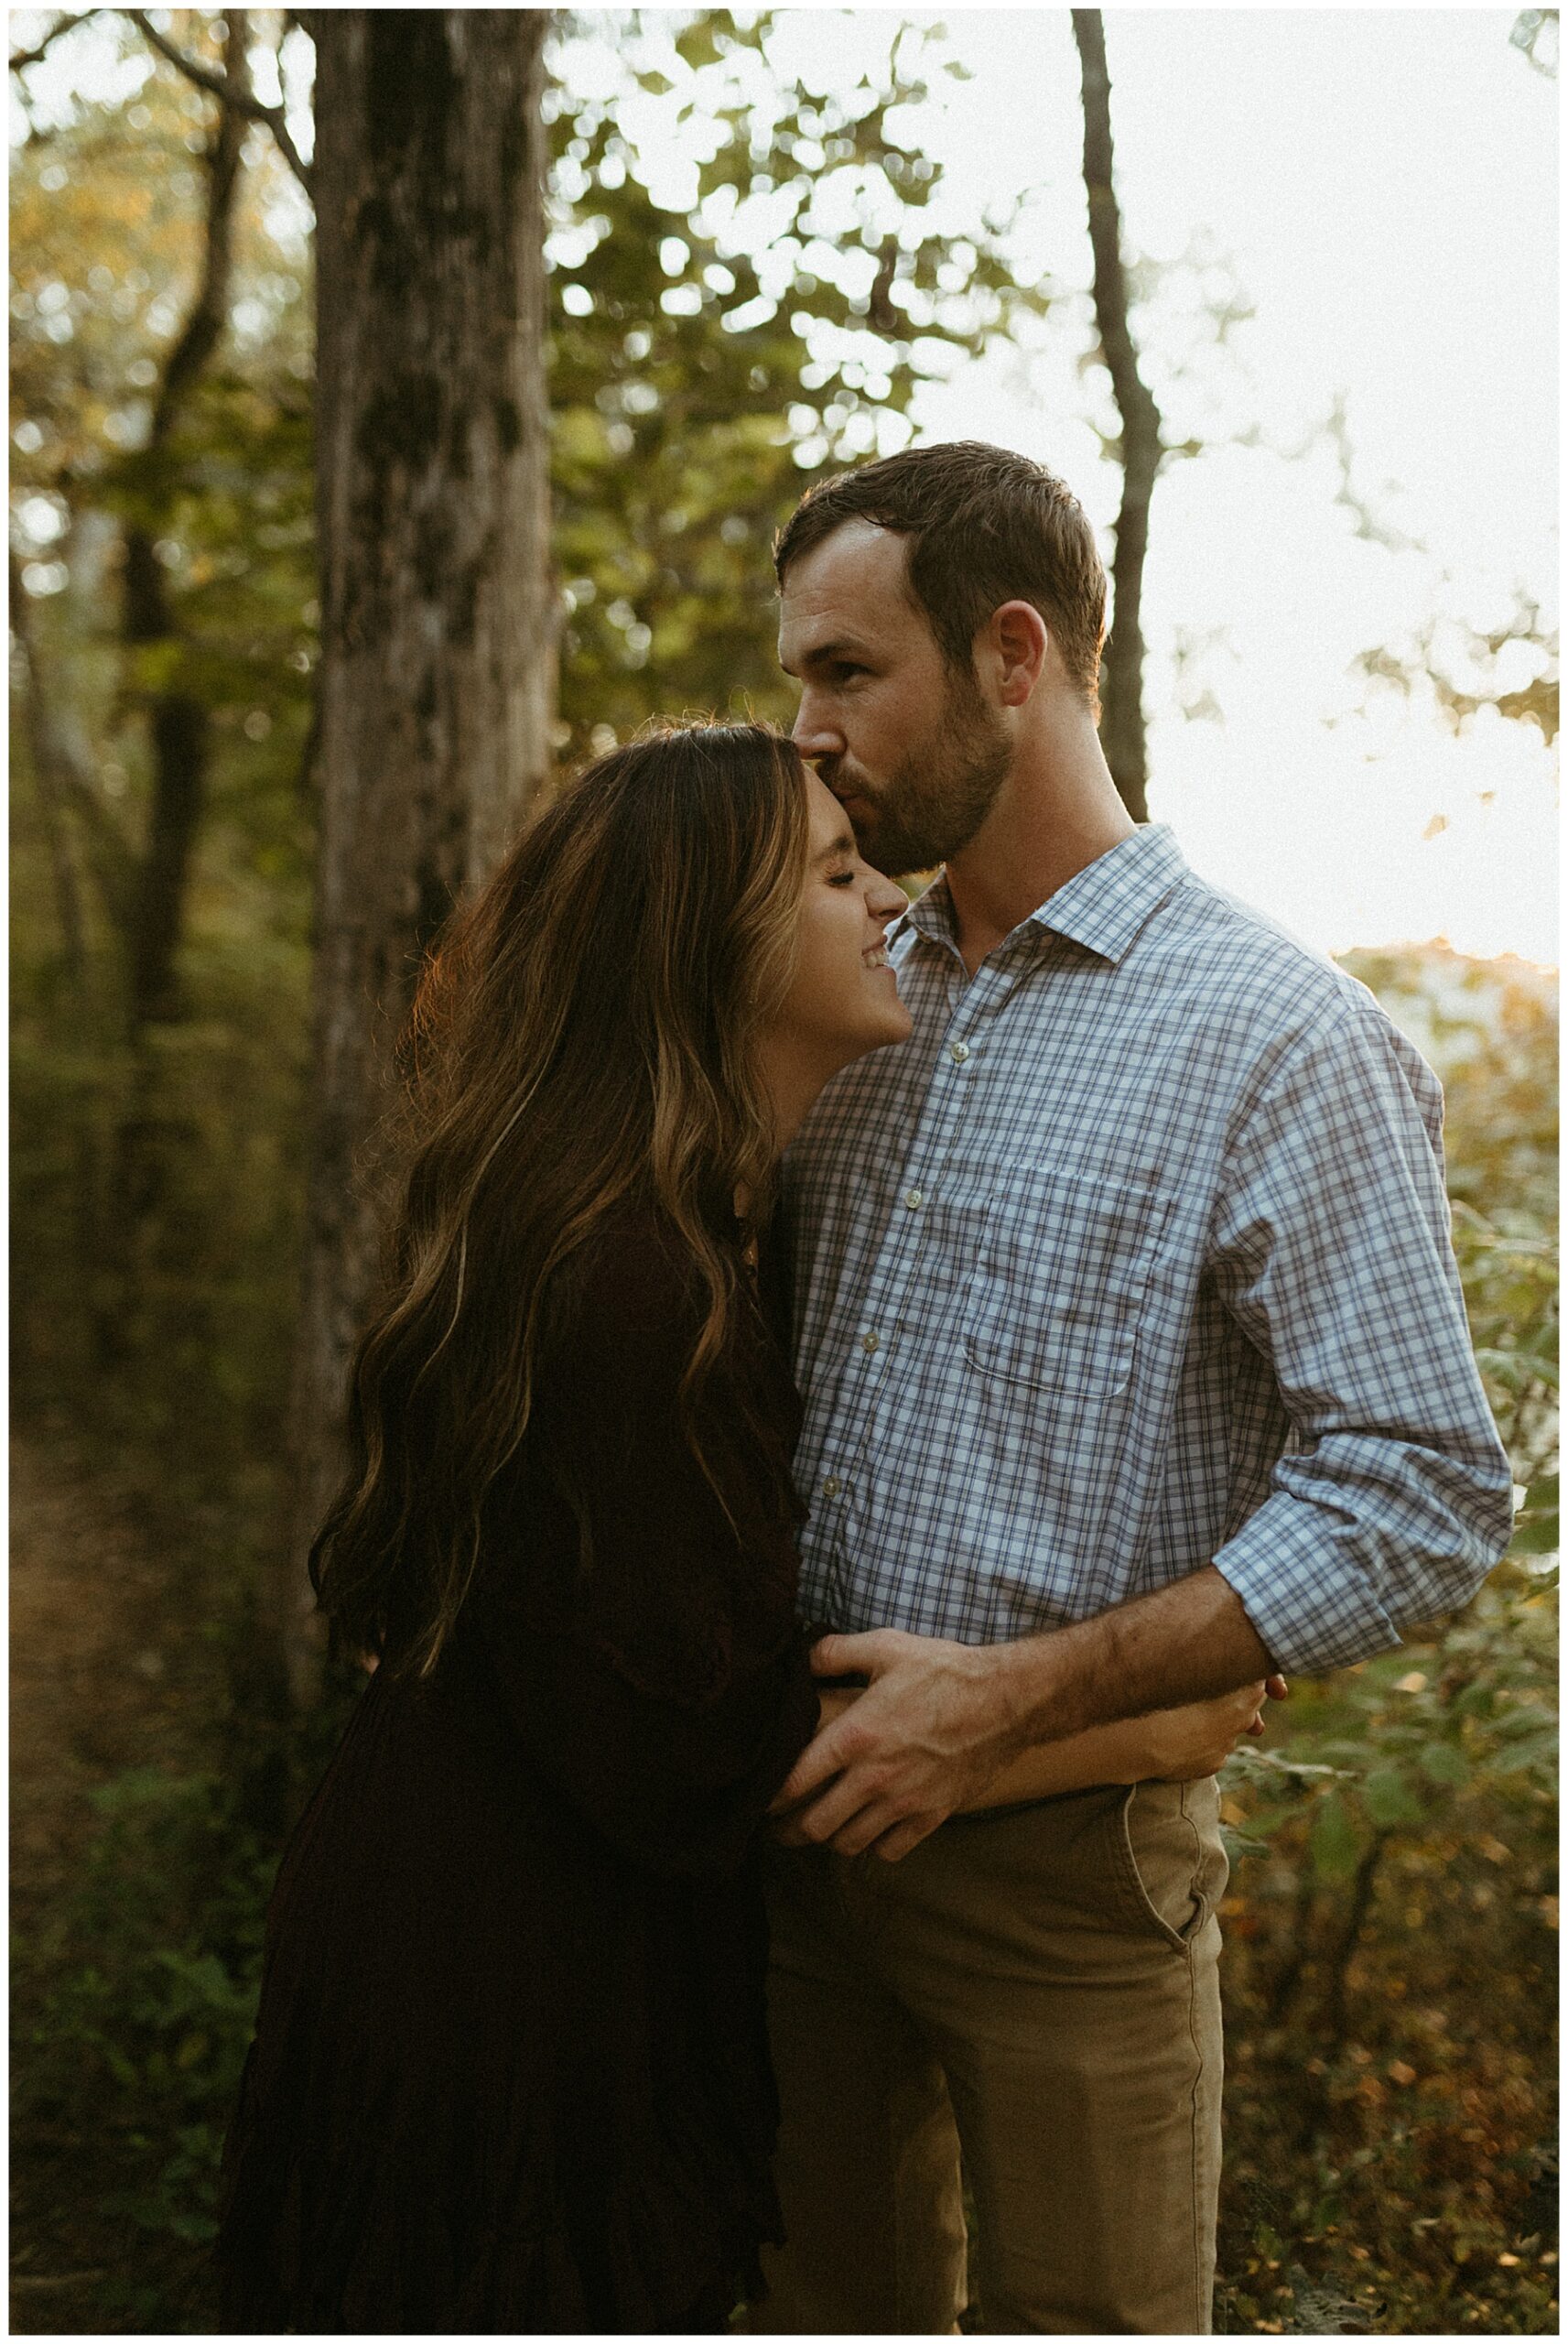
[772,1568,1278,1862]
[988,1565,1275,1748]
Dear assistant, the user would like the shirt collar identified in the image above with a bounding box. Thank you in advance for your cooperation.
[892,823,1188,969]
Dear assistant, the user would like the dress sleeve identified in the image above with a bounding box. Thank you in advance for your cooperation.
[471,1217,820,1880]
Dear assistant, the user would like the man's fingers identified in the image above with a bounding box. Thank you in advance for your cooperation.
[769,1714,859,1813]
[809,1629,904,1678]
[816,1798,900,1859]
[868,1816,937,1863]
[773,1767,880,1847]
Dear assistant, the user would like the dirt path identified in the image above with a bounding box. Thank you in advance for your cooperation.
[10,1427,199,2329]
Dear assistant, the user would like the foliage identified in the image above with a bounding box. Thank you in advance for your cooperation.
[12,1687,355,2331]
[546,9,1043,759]
[19,1771,270,2246]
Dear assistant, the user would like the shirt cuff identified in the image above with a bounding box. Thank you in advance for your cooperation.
[1211,1495,1406,1677]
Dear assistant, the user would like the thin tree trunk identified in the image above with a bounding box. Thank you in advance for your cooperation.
[1072,9,1161,823]
[12,548,89,982]
[1322,1830,1390,2048]
[123,11,251,1033]
[1264,1847,1324,2024]
[9,545,136,947]
[11,542,139,1373]
[286,10,554,1709]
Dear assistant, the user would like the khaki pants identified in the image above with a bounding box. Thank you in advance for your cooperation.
[757,1778,1227,2336]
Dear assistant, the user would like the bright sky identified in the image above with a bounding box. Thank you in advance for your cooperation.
[895,6,1560,963]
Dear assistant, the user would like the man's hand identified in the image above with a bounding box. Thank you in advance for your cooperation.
[770,1631,1020,1862]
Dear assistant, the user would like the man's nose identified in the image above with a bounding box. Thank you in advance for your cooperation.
[790,692,841,762]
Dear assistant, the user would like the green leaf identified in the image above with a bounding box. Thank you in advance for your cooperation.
[1490,1729,1557,1777]
[166,2211,220,2244]
[1416,1741,1470,1786]
[1361,1766,1425,1827]
[1510,1511,1561,1555]
[1310,1790,1361,1879]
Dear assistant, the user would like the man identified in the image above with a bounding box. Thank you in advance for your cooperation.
[759,440,1513,2334]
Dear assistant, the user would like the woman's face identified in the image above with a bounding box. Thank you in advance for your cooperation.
[768,773,913,1094]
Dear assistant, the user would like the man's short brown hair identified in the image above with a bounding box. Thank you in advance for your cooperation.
[773,440,1107,710]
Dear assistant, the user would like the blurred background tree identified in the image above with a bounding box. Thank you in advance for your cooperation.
[9,7,1557,2334]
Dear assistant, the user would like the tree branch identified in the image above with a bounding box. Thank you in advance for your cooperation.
[124,8,313,194]
[1072,7,1162,822]
[143,8,251,455]
[9,10,102,73]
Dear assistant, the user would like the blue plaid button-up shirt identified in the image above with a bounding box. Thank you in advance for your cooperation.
[778,824,1513,1677]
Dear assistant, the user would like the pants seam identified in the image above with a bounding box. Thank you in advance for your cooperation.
[1184,1936,1208,2334]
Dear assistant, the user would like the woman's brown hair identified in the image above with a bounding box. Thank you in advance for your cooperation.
[309,722,811,1677]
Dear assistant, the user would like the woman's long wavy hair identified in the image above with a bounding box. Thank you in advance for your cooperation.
[309,722,812,1678]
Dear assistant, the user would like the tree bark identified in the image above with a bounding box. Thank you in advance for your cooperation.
[287,10,554,1706]
[1072,9,1161,823]
[124,9,251,1032]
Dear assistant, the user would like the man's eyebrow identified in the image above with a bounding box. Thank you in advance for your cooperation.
[782,637,870,677]
[814,830,858,864]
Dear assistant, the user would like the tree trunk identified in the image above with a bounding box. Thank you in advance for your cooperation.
[286,9,554,1707]
[1072,9,1161,824]
[95,17,254,1373]
[124,10,251,1032]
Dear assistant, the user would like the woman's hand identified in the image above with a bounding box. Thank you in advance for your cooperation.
[1133,1675,1288,1783]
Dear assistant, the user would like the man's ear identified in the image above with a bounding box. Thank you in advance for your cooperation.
[982,600,1049,706]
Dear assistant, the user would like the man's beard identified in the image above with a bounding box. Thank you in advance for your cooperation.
[848,667,1013,879]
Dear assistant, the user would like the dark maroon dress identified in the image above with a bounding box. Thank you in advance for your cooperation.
[215,1210,818,2334]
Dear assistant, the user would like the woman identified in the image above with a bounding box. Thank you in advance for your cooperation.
[216,724,1266,2335]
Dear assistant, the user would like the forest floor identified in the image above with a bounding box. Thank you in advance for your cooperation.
[10,1426,200,2335]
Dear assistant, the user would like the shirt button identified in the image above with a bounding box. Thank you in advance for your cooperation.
[821,1475,842,1498]
[860,1330,880,1354]
[949,1041,970,1063]
[903,1188,925,1210]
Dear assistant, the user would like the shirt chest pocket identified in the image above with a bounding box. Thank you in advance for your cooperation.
[960,1166,1173,1398]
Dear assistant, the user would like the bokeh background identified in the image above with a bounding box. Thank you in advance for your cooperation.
[9,7,1558,2332]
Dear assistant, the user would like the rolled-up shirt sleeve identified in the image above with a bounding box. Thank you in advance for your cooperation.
[1207,1002,1515,1676]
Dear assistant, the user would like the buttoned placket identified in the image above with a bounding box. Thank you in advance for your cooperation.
[814,931,1038,1562]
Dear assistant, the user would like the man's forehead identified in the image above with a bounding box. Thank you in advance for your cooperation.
[786,516,909,596]
[777,519,921,656]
